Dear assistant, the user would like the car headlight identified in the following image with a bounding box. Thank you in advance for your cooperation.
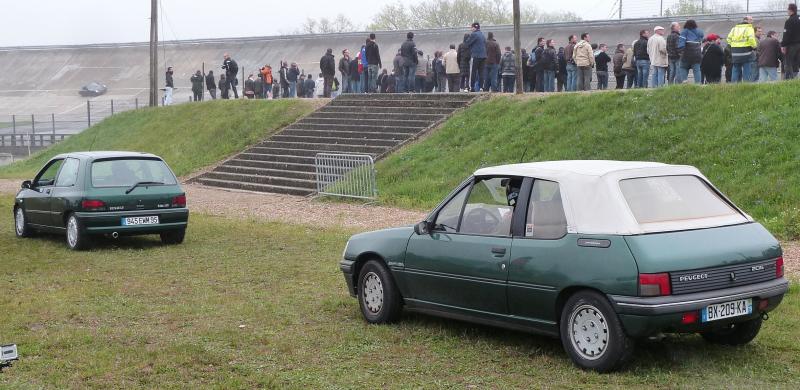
[342,240,350,259]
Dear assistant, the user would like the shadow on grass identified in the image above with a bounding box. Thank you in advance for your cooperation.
[25,231,167,250]
[398,310,761,373]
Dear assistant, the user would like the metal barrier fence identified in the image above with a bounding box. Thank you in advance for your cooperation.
[315,153,377,200]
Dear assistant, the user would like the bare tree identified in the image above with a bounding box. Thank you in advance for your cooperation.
[368,0,581,31]
[300,14,359,34]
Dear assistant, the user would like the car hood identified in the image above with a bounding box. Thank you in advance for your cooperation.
[343,226,415,267]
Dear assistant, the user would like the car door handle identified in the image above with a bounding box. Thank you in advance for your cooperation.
[491,247,507,255]
[45,189,51,194]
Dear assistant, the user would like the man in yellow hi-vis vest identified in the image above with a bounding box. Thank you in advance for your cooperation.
[727,16,759,82]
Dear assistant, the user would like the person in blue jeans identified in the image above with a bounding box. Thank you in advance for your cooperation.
[633,30,650,88]
[676,20,704,83]
[564,35,578,91]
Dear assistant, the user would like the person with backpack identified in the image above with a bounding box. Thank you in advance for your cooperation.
[205,70,217,100]
[677,19,705,83]
[222,53,239,98]
[500,46,516,92]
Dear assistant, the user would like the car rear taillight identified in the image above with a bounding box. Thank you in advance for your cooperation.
[776,256,784,278]
[681,311,699,324]
[172,195,186,208]
[639,273,671,296]
[81,199,106,211]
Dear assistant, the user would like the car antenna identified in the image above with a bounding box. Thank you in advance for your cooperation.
[519,146,528,163]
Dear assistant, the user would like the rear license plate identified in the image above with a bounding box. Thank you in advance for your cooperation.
[121,216,160,226]
[701,299,752,322]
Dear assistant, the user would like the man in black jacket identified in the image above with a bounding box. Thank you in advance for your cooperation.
[164,66,174,105]
[222,53,239,98]
[667,22,681,84]
[633,30,650,88]
[320,48,336,98]
[782,3,800,79]
[531,37,545,92]
[400,32,418,93]
[701,34,725,83]
[457,34,471,91]
[366,34,382,93]
[190,70,203,101]
[339,50,351,93]
[205,70,217,100]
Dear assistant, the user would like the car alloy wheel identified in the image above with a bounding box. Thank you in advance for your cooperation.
[568,304,610,360]
[15,208,24,235]
[67,216,79,248]
[362,271,384,314]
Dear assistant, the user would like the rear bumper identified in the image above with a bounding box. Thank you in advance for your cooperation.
[608,278,789,316]
[340,259,356,297]
[75,208,189,235]
[608,278,789,338]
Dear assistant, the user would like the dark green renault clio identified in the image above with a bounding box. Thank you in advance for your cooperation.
[13,152,189,250]
[340,161,788,372]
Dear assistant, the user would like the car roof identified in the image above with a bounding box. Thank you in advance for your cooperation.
[473,160,751,235]
[474,160,680,178]
[51,151,162,160]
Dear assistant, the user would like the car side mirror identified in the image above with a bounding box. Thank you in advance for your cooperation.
[21,180,31,189]
[414,221,431,235]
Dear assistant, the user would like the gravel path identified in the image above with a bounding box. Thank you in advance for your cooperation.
[1,178,797,277]
[184,183,425,231]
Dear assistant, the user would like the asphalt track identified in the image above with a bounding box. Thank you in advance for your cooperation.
[0,12,786,119]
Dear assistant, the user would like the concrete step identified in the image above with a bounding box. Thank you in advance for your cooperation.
[271,134,401,147]
[306,112,447,121]
[330,99,468,108]
[214,164,316,180]
[203,171,317,189]
[298,117,433,128]
[334,93,476,102]
[318,105,458,115]
[238,152,316,164]
[223,158,317,172]
[195,178,314,196]
[250,143,385,156]
[280,128,414,141]
[287,123,424,133]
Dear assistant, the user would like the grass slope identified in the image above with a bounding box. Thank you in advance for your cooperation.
[0,196,797,388]
[377,82,800,238]
[0,100,314,179]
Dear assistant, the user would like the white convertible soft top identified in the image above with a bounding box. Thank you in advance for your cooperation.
[474,160,752,235]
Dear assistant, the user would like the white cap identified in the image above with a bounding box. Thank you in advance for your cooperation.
[654,26,665,31]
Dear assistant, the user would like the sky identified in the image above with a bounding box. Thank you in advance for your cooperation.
[0,0,632,47]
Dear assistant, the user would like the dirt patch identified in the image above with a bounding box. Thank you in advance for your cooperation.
[185,184,425,232]
[0,178,19,194]
[781,242,799,278]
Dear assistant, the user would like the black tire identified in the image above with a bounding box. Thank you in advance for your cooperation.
[14,206,33,238]
[700,317,762,346]
[66,213,91,250]
[160,229,186,245]
[357,259,402,324]
[560,290,634,373]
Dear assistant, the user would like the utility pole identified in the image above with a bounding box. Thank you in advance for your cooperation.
[619,0,622,20]
[513,0,523,94]
[149,0,158,107]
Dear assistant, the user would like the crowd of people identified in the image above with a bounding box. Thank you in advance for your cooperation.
[164,3,800,103]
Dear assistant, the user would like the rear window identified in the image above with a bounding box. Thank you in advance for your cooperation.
[91,158,177,187]
[619,175,739,224]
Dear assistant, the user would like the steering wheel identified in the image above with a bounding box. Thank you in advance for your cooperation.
[463,208,500,235]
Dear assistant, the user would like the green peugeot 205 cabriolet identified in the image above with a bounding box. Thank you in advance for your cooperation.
[339,161,788,372]
[13,151,189,250]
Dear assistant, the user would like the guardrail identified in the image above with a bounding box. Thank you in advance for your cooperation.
[315,153,377,200]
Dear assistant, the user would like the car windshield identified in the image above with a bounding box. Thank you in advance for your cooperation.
[91,158,177,188]
[619,175,740,224]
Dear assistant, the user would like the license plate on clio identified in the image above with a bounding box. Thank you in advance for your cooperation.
[701,299,752,322]
[121,216,159,226]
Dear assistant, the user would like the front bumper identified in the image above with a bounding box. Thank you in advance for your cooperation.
[608,278,789,338]
[75,208,189,235]
[340,259,356,297]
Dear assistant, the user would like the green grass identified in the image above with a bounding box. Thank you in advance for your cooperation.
[0,195,798,388]
[377,82,800,238]
[0,100,314,179]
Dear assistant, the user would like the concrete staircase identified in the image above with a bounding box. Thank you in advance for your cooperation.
[193,93,478,195]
